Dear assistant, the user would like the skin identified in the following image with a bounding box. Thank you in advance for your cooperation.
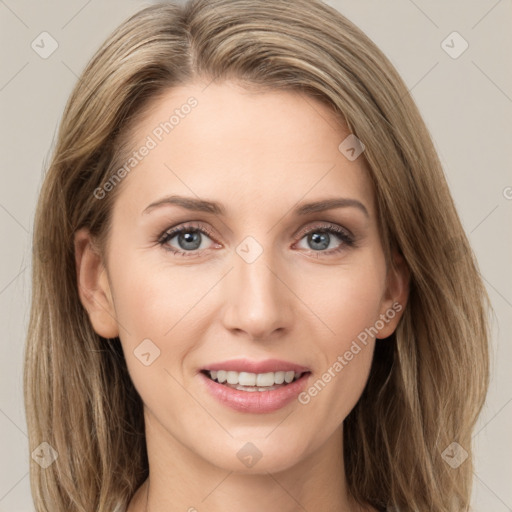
[75,80,409,512]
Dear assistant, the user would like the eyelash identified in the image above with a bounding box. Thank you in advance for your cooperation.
[157,222,356,258]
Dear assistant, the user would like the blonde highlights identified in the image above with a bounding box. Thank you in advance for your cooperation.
[24,1,491,511]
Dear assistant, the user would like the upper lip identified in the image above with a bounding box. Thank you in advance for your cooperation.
[201,358,311,374]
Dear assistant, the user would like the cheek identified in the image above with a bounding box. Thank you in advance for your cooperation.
[111,241,386,355]
[298,254,386,345]
[293,256,385,419]
[110,261,197,409]
[109,248,202,336]
[109,251,217,392]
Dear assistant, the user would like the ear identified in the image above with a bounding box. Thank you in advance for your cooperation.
[74,228,119,339]
[375,249,410,340]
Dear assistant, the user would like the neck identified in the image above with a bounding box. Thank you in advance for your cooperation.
[127,408,373,512]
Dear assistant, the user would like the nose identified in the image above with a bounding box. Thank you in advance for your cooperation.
[221,244,294,341]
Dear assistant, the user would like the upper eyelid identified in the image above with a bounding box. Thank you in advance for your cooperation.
[296,222,353,238]
[159,221,352,245]
[160,222,213,239]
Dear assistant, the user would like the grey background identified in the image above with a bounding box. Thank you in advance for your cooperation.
[1,0,511,510]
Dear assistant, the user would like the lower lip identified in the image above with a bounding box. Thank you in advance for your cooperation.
[199,371,311,413]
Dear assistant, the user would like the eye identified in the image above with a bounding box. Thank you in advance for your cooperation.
[294,223,356,256]
[158,222,218,257]
[157,221,356,258]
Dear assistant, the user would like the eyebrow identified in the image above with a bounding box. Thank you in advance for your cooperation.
[142,195,369,218]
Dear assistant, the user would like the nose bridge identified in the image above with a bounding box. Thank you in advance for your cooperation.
[222,235,292,338]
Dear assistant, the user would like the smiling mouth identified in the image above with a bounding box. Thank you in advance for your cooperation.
[201,370,311,392]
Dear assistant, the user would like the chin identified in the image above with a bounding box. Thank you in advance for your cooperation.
[199,436,308,475]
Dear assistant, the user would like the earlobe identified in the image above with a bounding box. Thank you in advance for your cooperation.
[74,228,119,339]
[376,250,410,339]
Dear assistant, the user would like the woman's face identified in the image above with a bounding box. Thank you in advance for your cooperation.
[77,80,408,474]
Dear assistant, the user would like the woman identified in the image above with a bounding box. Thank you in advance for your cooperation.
[24,0,491,511]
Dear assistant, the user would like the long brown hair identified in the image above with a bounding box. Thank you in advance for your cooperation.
[24,1,491,510]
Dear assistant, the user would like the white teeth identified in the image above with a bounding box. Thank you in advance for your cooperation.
[207,369,303,387]
[239,372,256,386]
[256,372,275,387]
[227,371,239,384]
[274,372,285,385]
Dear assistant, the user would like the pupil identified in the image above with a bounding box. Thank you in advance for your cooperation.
[309,232,329,250]
[179,231,201,250]
[177,231,331,252]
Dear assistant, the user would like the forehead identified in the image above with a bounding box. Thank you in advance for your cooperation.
[116,80,375,217]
